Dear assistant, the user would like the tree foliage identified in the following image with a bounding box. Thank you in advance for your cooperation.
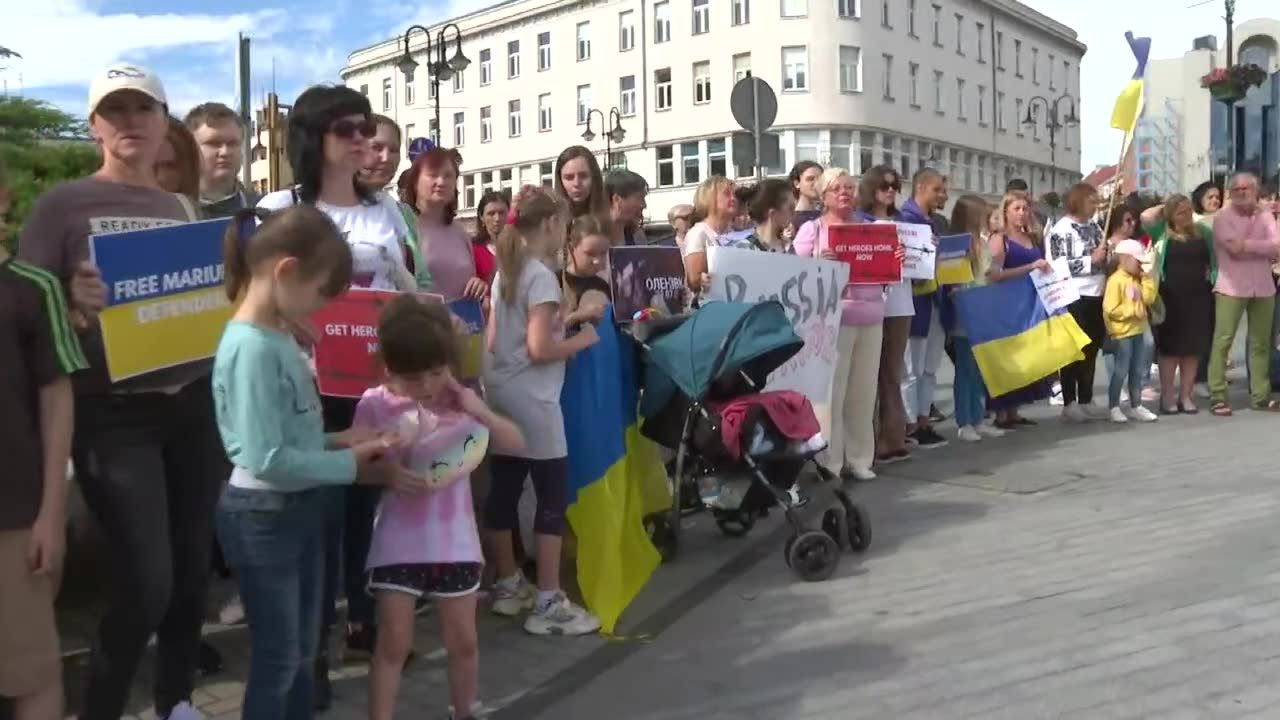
[0,97,99,251]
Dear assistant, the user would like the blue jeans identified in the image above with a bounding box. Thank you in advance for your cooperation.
[1109,335,1147,408]
[217,485,329,720]
[951,337,986,428]
[1104,329,1154,387]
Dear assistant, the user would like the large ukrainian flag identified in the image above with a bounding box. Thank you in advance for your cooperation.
[561,310,671,634]
[952,277,1090,397]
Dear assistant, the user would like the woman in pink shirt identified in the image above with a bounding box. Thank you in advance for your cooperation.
[793,168,888,481]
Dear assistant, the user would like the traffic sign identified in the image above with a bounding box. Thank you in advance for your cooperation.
[730,76,777,134]
[407,137,436,162]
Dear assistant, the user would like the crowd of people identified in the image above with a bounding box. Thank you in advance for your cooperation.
[2,61,1280,720]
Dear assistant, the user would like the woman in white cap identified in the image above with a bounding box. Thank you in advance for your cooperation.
[17,64,215,720]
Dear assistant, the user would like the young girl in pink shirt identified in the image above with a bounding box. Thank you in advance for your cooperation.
[358,295,524,720]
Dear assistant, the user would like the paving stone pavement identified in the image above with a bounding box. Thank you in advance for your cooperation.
[529,396,1280,720]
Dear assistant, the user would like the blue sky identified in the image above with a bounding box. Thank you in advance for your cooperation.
[0,0,1271,171]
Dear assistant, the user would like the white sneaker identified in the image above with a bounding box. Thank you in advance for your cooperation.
[164,702,205,720]
[976,422,1007,438]
[1050,381,1064,406]
[1063,405,1089,423]
[1127,405,1159,423]
[1082,403,1111,419]
[491,574,536,617]
[1109,407,1129,423]
[1195,383,1211,399]
[217,594,245,626]
[524,593,601,636]
[848,467,877,481]
[957,426,982,442]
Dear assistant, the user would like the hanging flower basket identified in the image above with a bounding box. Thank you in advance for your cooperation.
[1200,64,1269,103]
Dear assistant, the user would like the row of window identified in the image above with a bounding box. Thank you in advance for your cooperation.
[367,0,1072,109]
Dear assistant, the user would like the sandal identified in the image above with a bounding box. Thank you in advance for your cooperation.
[1211,402,1233,417]
[1160,404,1181,415]
[1252,399,1280,412]
[1179,401,1199,415]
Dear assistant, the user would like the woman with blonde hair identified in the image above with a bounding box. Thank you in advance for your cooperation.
[793,168,893,481]
[985,191,1053,428]
[947,194,1005,442]
[682,176,737,294]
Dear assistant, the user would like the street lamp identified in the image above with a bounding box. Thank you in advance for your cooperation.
[1023,93,1079,192]
[581,107,626,168]
[397,23,471,147]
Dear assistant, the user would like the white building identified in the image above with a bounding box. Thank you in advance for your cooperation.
[1135,18,1280,196]
[341,0,1085,223]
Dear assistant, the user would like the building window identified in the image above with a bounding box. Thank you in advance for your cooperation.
[405,78,415,105]
[908,62,920,106]
[782,46,808,92]
[977,84,987,125]
[538,93,552,131]
[654,1,671,43]
[359,83,368,96]
[540,161,554,187]
[1032,47,1039,84]
[976,22,985,63]
[576,22,591,61]
[997,90,1006,131]
[381,78,391,111]
[655,68,672,110]
[657,145,675,186]
[507,40,520,78]
[464,174,475,208]
[692,0,710,35]
[734,0,752,24]
[796,129,820,164]
[452,68,464,92]
[682,141,701,184]
[932,3,942,46]
[619,11,635,51]
[996,31,1005,69]
[1063,59,1071,92]
[907,0,917,37]
[956,78,966,120]
[619,76,636,116]
[404,123,415,150]
[694,61,711,104]
[576,85,591,124]
[933,69,944,113]
[505,100,519,137]
[538,32,551,71]
[708,138,727,176]
[828,129,852,170]
[428,119,439,144]
[880,0,891,28]
[479,49,492,85]
[453,112,465,146]
[837,0,860,18]
[782,0,809,18]
[1014,39,1023,77]
[733,53,751,83]
[1048,52,1056,90]
[839,46,862,93]
[480,106,492,142]
[1015,98,1024,136]
[954,13,964,55]
[881,53,894,100]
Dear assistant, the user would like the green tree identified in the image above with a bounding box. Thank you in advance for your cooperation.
[0,96,99,251]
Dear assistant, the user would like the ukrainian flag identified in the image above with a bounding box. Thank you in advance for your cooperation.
[1111,32,1152,136]
[952,277,1090,397]
[561,310,671,634]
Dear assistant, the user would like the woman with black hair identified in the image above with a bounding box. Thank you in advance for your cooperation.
[473,189,510,285]
[788,160,824,235]
[256,84,415,708]
[1191,180,1223,223]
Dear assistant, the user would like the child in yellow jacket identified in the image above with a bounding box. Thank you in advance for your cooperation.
[1104,239,1159,423]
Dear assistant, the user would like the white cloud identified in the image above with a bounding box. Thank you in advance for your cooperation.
[1019,0,1271,173]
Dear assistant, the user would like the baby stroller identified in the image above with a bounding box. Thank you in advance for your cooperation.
[632,301,871,582]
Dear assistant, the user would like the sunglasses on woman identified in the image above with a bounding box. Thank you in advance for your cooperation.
[880,180,901,192]
[330,118,377,139]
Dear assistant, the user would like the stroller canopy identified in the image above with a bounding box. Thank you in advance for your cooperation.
[640,301,804,415]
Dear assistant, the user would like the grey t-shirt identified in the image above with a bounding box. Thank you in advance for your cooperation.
[17,176,205,395]
[484,259,568,459]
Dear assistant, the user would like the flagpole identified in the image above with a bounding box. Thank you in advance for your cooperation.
[1099,134,1132,241]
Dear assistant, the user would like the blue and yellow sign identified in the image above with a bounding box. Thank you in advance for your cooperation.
[91,218,233,381]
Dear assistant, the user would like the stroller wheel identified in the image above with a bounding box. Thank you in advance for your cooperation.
[821,507,847,550]
[644,513,678,563]
[834,489,872,553]
[715,510,754,537]
[788,531,840,582]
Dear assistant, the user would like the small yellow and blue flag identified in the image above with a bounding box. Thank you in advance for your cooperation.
[561,310,671,634]
[952,276,1090,397]
[1111,31,1152,134]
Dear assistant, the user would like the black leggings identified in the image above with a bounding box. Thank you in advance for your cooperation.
[484,455,569,537]
[1061,295,1106,405]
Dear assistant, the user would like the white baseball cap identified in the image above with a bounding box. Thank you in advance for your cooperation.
[1113,239,1146,260]
[88,64,167,116]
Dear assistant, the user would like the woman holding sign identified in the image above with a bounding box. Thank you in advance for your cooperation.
[17,64,222,720]
[794,168,887,482]
[986,191,1054,429]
